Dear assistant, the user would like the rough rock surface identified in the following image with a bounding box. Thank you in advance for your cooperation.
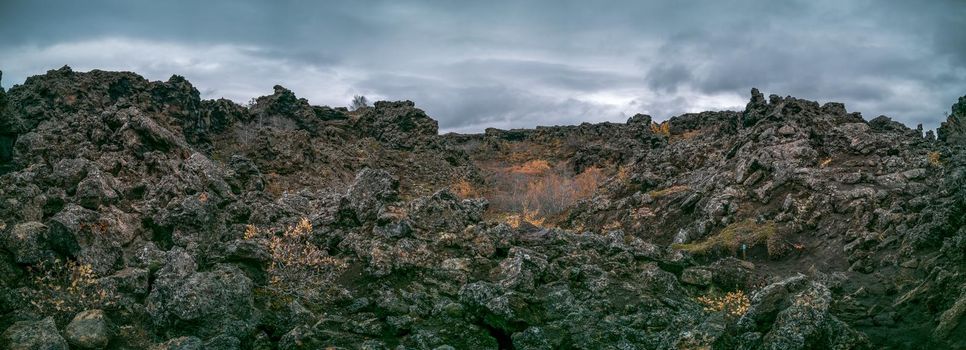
[65,309,111,349]
[938,95,966,144]
[0,68,963,349]
[2,317,69,350]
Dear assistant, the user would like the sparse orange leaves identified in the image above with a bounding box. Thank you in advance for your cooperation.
[451,179,480,198]
[520,166,602,219]
[509,159,552,175]
[486,159,606,227]
[574,166,603,198]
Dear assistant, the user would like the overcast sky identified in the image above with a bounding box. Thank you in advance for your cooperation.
[1,1,964,132]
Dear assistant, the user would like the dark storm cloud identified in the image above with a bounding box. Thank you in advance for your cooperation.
[1,0,963,132]
[646,63,693,93]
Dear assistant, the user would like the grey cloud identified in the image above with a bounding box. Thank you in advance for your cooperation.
[646,63,693,93]
[0,0,963,132]
[440,59,638,93]
[357,73,618,132]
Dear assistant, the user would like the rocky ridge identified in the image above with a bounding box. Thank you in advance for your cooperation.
[0,67,963,349]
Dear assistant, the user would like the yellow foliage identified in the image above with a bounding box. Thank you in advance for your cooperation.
[820,158,832,168]
[697,290,751,318]
[928,151,942,167]
[505,209,547,229]
[673,219,777,256]
[650,121,670,136]
[244,224,259,240]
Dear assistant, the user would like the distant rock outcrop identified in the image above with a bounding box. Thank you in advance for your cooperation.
[938,95,966,144]
[356,100,439,149]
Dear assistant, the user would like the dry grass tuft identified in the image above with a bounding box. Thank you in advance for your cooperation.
[616,165,631,182]
[670,130,702,143]
[673,219,777,256]
[648,185,690,199]
[820,158,832,168]
[504,209,548,229]
[602,220,622,231]
[451,179,481,198]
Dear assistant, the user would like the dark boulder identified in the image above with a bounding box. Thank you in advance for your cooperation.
[343,168,400,223]
[146,255,257,339]
[2,317,69,350]
[65,309,111,349]
[3,221,52,263]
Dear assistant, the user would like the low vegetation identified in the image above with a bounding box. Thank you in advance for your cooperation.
[21,259,114,322]
[673,219,778,256]
[504,209,547,229]
[697,290,751,318]
[451,179,481,198]
[648,185,690,199]
[669,130,702,143]
[508,159,552,175]
[820,157,833,168]
[928,151,942,167]
[478,158,605,226]
[650,121,670,136]
[244,218,347,305]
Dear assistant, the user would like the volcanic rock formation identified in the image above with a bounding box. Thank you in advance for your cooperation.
[0,67,963,349]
